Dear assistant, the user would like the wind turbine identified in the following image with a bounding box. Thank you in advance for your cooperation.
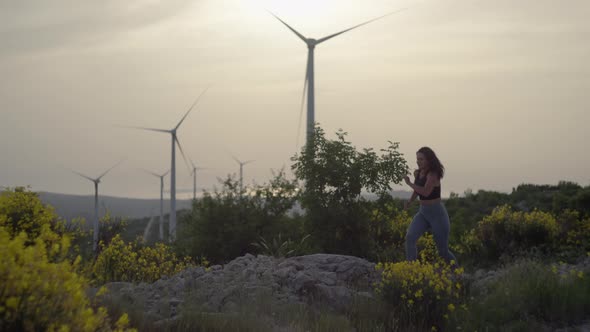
[128,88,208,242]
[232,156,255,194]
[269,9,407,146]
[71,160,123,253]
[189,158,207,201]
[142,168,170,241]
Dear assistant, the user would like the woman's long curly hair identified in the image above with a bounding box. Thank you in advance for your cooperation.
[418,146,445,179]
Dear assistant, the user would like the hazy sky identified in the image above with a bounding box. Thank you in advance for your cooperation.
[1,0,589,199]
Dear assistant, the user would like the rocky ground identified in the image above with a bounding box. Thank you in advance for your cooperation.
[99,254,590,331]
[103,254,379,328]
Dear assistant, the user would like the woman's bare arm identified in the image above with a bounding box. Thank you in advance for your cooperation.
[407,173,438,197]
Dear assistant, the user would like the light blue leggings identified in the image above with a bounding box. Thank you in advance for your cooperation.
[406,202,458,264]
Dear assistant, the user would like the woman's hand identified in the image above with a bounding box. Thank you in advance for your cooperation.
[404,175,412,186]
[404,200,411,210]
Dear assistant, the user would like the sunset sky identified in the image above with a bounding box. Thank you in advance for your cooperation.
[1,0,589,199]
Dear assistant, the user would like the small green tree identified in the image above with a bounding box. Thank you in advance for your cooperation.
[291,125,409,257]
[177,169,302,263]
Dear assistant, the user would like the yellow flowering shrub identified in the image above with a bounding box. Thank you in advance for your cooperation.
[0,187,65,244]
[555,210,590,260]
[471,205,560,260]
[370,208,446,262]
[369,208,412,261]
[0,226,135,332]
[92,235,195,284]
[375,260,464,329]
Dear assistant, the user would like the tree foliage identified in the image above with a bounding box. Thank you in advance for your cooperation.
[177,169,303,264]
[291,125,409,257]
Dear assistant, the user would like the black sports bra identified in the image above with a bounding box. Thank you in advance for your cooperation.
[414,174,441,200]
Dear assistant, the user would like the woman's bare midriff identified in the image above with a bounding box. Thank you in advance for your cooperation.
[420,198,441,205]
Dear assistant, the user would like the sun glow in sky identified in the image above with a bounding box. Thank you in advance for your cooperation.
[257,0,349,20]
[1,0,589,199]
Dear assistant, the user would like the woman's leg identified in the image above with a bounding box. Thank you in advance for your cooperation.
[405,212,430,261]
[429,204,458,265]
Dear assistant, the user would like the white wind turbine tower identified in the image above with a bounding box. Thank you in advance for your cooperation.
[232,156,255,194]
[189,158,207,201]
[129,88,208,242]
[142,168,170,241]
[269,9,407,145]
[71,160,123,253]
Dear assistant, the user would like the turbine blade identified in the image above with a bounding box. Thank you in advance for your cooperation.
[189,157,197,169]
[162,170,171,177]
[71,169,95,182]
[97,159,124,181]
[316,8,408,44]
[140,168,161,178]
[175,87,210,131]
[268,11,307,43]
[175,136,192,173]
[244,160,255,165]
[231,155,241,165]
[119,125,171,133]
[296,55,310,149]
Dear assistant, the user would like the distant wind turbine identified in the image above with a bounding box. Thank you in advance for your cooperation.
[126,88,208,241]
[142,168,170,241]
[189,158,207,201]
[269,8,407,146]
[71,160,123,253]
[232,156,255,193]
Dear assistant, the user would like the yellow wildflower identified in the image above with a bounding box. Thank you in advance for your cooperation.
[415,289,423,298]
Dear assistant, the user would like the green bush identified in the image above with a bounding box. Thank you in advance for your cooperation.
[177,170,302,264]
[0,187,65,245]
[92,234,195,284]
[450,260,590,331]
[251,233,311,258]
[0,187,136,331]
[555,209,590,261]
[0,226,134,332]
[366,202,410,262]
[470,205,560,261]
[374,260,464,331]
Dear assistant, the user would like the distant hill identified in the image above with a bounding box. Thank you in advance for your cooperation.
[37,189,412,224]
[38,192,192,222]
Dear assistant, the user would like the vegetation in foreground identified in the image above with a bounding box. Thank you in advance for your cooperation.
[1,125,589,331]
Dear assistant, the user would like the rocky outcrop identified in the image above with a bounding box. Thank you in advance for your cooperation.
[104,254,380,324]
[101,255,590,329]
